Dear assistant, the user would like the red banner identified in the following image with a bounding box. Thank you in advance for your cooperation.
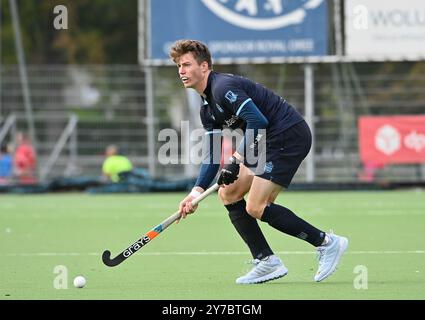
[359,115,425,165]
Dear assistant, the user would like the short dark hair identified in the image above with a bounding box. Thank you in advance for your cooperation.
[169,39,212,69]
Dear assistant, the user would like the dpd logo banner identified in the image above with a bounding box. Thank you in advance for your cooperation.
[359,115,425,165]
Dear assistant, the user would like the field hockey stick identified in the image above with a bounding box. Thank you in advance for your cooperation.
[102,183,220,267]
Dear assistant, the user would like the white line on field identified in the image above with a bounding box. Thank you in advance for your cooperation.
[3,250,425,257]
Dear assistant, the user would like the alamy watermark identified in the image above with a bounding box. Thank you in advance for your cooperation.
[353,265,368,290]
[53,265,68,289]
[53,5,68,30]
[353,5,369,30]
[157,121,268,174]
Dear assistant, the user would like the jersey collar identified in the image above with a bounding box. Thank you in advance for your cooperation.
[202,71,215,101]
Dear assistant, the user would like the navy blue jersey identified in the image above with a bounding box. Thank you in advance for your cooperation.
[200,71,304,137]
[194,71,305,190]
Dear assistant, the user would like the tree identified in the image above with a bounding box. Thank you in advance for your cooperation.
[0,0,138,64]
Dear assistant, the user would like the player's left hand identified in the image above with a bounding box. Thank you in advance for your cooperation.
[218,156,240,185]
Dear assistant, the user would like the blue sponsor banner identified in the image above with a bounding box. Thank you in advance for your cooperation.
[150,0,328,61]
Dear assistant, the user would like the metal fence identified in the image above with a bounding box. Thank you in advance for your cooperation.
[0,65,148,179]
[152,62,425,183]
[1,62,424,183]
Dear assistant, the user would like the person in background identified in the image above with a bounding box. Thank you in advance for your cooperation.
[102,144,133,182]
[358,160,384,182]
[14,132,37,184]
[0,143,14,185]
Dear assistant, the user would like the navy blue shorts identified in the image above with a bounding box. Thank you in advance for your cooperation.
[245,120,312,188]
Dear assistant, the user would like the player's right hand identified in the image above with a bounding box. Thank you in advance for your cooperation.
[218,156,240,185]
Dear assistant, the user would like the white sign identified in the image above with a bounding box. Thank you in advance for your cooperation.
[345,0,425,58]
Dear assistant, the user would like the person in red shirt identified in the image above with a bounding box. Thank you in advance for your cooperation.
[14,132,37,184]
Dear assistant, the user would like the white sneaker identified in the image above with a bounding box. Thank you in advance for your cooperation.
[314,233,349,282]
[236,255,288,284]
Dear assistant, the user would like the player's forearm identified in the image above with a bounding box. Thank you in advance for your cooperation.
[236,100,268,161]
[194,163,220,190]
[194,129,222,190]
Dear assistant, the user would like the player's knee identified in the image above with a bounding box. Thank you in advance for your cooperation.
[218,187,232,203]
[245,202,267,219]
[218,186,244,204]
